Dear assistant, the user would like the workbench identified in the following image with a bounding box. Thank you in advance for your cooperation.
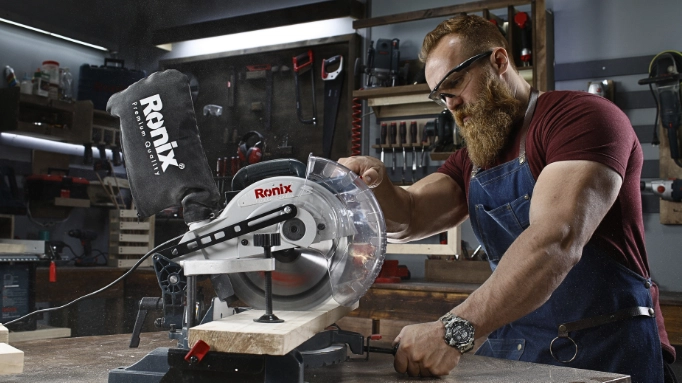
[4,331,630,382]
[340,279,682,347]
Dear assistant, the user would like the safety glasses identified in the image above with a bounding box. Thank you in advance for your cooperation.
[428,51,493,107]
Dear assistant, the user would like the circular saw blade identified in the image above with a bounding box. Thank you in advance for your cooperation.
[229,247,333,311]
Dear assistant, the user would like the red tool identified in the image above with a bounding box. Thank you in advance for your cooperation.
[185,340,211,364]
[292,50,317,125]
[374,260,410,283]
[514,12,532,66]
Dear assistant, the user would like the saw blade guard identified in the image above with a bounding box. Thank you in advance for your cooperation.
[305,155,386,307]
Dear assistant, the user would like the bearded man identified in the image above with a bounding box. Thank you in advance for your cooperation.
[339,15,676,383]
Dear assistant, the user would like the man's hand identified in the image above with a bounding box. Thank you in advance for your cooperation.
[393,321,461,377]
[337,156,385,188]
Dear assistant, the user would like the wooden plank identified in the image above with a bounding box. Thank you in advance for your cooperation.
[353,0,531,29]
[114,246,151,255]
[0,343,23,375]
[117,209,140,218]
[368,93,433,107]
[7,327,71,343]
[386,225,461,256]
[349,285,471,322]
[54,197,90,208]
[119,221,150,230]
[533,0,547,90]
[425,259,492,284]
[118,234,150,243]
[657,123,682,224]
[353,84,431,99]
[114,258,152,268]
[189,300,358,355]
[0,324,7,344]
[371,103,443,119]
[0,243,26,253]
[661,304,682,346]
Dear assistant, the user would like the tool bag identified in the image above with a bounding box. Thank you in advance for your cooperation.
[78,59,146,110]
[107,70,220,224]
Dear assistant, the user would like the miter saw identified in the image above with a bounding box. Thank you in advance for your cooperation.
[105,70,390,383]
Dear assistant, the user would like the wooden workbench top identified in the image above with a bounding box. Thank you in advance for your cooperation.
[4,331,629,382]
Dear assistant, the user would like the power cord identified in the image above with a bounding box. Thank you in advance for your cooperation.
[3,233,183,327]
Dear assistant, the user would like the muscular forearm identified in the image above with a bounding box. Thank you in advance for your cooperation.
[450,224,581,338]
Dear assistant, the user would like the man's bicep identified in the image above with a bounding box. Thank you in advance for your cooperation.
[529,160,622,252]
[393,173,468,242]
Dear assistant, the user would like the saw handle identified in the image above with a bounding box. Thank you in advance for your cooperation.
[293,50,314,73]
[322,55,343,80]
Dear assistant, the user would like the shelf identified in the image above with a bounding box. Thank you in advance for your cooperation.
[354,84,443,119]
[352,0,532,29]
[353,66,531,120]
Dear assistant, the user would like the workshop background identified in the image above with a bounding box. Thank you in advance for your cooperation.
[0,0,681,369]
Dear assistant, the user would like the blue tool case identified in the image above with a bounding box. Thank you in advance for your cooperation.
[77,59,146,111]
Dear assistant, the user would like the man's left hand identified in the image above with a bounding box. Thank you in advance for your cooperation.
[393,321,462,376]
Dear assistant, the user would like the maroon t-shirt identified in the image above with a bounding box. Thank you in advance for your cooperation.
[438,91,674,360]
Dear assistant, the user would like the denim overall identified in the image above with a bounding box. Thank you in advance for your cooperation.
[469,89,664,383]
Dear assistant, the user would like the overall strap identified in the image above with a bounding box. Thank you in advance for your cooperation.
[518,88,539,158]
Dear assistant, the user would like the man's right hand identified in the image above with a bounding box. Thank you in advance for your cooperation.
[338,156,386,189]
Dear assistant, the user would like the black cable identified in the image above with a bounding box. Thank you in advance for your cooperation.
[649,83,661,146]
[4,233,182,326]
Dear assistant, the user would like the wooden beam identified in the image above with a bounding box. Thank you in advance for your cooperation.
[188,300,358,355]
[353,0,532,29]
[0,343,23,375]
[152,0,365,45]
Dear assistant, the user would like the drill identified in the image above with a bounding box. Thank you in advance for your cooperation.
[641,179,682,202]
[68,229,98,265]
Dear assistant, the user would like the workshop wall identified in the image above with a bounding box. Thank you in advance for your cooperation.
[367,0,682,292]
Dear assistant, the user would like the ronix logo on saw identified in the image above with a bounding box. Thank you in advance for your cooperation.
[254,184,293,199]
[131,94,184,175]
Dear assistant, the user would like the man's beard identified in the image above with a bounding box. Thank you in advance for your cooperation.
[454,71,523,168]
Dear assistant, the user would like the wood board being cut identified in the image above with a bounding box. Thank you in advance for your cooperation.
[188,300,358,355]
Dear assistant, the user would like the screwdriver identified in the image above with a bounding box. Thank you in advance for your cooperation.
[399,121,407,183]
[410,121,418,182]
[380,122,387,164]
[390,122,397,173]
[421,123,429,169]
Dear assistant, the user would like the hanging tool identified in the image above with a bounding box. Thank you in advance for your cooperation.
[399,121,407,183]
[380,122,387,164]
[292,50,317,125]
[514,12,532,67]
[322,55,344,158]
[391,39,401,87]
[421,121,436,169]
[641,179,682,202]
[354,38,406,88]
[410,121,418,182]
[389,122,397,173]
[245,64,274,131]
[638,51,682,167]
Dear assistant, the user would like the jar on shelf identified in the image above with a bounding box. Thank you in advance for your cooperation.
[41,60,60,100]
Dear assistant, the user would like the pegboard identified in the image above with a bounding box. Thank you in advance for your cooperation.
[160,35,361,179]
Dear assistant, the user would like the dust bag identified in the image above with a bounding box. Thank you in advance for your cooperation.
[107,69,220,224]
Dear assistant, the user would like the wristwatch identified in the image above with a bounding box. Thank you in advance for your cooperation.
[439,312,475,354]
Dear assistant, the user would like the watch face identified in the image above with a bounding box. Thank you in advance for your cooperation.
[451,325,473,343]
